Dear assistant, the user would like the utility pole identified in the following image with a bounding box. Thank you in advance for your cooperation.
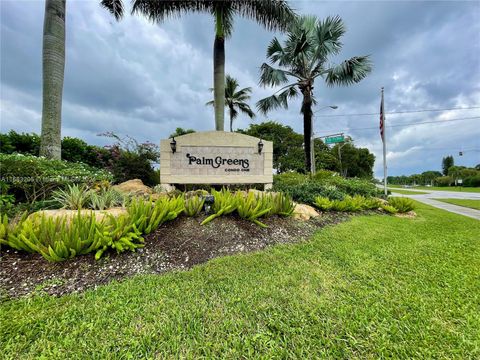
[380,87,387,197]
[337,136,352,177]
[311,105,338,174]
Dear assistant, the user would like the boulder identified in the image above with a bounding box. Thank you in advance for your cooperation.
[293,204,319,221]
[113,179,152,196]
[29,207,128,223]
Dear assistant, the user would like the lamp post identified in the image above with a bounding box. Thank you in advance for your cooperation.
[311,105,338,174]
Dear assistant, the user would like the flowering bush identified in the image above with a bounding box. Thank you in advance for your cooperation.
[0,153,113,202]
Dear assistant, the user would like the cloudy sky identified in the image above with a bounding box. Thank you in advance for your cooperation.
[1,0,479,178]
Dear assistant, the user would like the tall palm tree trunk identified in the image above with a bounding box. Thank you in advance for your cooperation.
[40,0,66,160]
[301,86,313,173]
[229,105,234,132]
[213,11,225,131]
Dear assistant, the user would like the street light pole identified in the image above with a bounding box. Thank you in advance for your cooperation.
[311,105,338,175]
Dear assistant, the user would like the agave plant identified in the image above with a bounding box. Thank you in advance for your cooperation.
[89,188,128,210]
[237,192,272,228]
[184,195,206,217]
[52,184,91,210]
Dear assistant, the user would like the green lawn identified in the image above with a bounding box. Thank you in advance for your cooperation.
[1,203,479,359]
[389,188,428,195]
[389,185,480,193]
[436,198,480,210]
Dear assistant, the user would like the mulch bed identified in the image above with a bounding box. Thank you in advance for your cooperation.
[0,213,350,299]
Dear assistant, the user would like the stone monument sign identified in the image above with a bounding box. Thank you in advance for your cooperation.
[160,131,273,188]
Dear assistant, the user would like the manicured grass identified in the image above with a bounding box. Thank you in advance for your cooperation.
[389,185,480,193]
[389,188,428,195]
[1,203,479,359]
[436,198,480,210]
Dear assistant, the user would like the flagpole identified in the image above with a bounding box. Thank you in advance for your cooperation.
[382,87,387,196]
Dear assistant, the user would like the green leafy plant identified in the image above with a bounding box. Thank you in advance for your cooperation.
[201,188,240,225]
[0,153,112,203]
[236,192,272,228]
[128,196,184,235]
[89,188,127,210]
[314,197,334,211]
[362,197,382,210]
[388,197,416,213]
[0,197,185,262]
[381,204,399,214]
[52,184,91,210]
[94,214,144,260]
[184,195,205,217]
[267,192,295,216]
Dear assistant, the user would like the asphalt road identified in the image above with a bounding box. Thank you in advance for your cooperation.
[388,187,480,220]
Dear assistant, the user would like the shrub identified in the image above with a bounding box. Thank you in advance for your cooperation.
[267,192,295,216]
[273,172,308,187]
[311,170,338,181]
[435,176,453,187]
[0,130,40,155]
[273,172,377,205]
[237,192,272,228]
[313,197,334,211]
[201,188,240,225]
[388,197,415,213]
[0,153,113,202]
[328,177,378,197]
[0,198,184,262]
[314,195,381,212]
[362,197,382,210]
[463,175,480,187]
[381,204,398,214]
[273,181,346,205]
[184,195,205,217]
[98,133,160,186]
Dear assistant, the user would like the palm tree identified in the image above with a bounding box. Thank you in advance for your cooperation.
[206,75,255,132]
[132,0,295,132]
[257,15,372,173]
[40,0,124,160]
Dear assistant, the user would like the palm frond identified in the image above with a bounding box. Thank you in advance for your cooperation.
[101,0,124,21]
[259,63,289,87]
[314,15,345,59]
[237,103,256,119]
[213,3,235,37]
[325,56,373,86]
[232,87,253,102]
[205,100,214,107]
[234,0,296,32]
[132,0,212,23]
[256,84,297,115]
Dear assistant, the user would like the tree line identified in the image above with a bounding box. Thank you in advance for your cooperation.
[387,155,480,187]
[38,0,372,176]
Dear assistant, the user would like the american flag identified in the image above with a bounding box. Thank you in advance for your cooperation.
[380,88,385,142]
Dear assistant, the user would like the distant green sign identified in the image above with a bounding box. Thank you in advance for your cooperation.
[325,135,344,144]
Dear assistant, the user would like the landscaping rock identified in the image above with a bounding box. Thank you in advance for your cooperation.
[30,207,128,223]
[293,204,319,221]
[113,179,152,195]
[394,211,417,219]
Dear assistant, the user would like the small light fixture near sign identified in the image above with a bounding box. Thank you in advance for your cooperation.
[170,137,177,153]
[258,139,264,154]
